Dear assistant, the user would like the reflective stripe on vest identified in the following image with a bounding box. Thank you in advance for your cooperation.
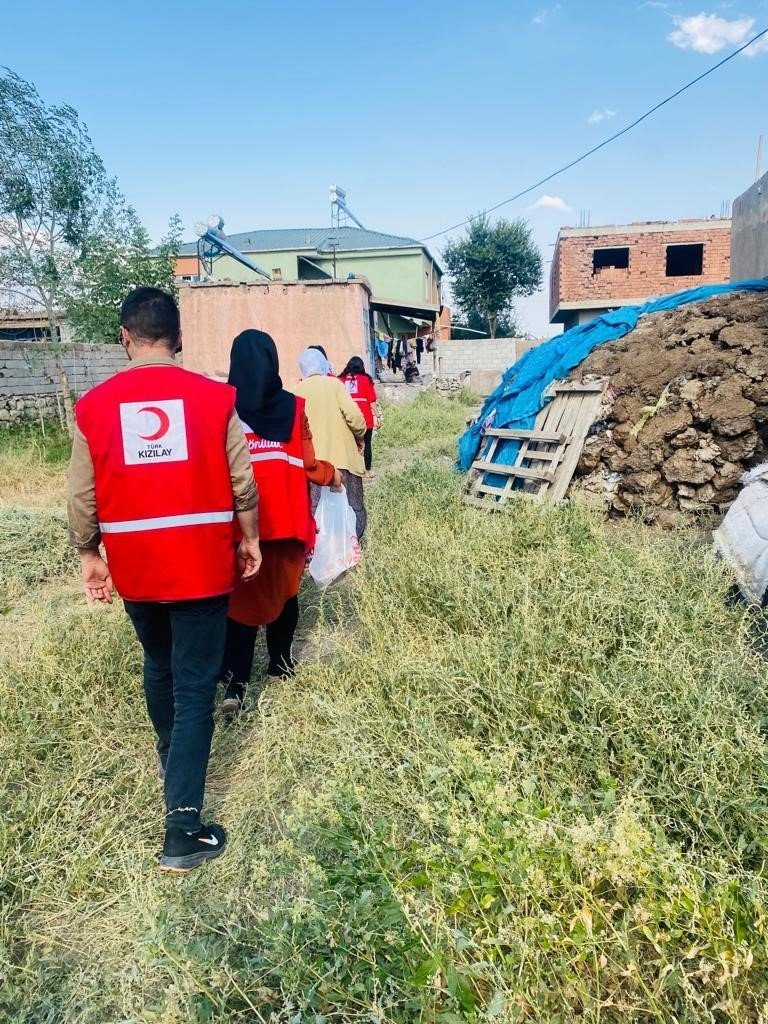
[240,403,314,547]
[249,451,304,468]
[99,510,234,534]
[75,364,237,602]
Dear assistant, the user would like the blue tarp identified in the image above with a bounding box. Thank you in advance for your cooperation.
[457,279,768,473]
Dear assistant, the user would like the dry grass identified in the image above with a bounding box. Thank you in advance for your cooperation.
[2,396,768,1023]
[0,424,69,509]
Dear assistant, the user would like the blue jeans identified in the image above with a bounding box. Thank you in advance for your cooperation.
[124,594,228,831]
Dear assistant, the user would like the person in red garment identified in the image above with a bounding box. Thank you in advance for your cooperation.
[338,356,381,478]
[67,287,261,873]
[219,329,341,714]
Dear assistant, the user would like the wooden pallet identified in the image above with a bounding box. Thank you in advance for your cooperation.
[464,383,604,507]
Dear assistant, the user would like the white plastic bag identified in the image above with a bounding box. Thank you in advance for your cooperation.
[308,487,361,587]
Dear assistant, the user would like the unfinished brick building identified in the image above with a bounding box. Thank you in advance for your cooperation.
[549,219,731,330]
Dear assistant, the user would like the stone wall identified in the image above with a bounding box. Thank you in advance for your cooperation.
[0,341,125,425]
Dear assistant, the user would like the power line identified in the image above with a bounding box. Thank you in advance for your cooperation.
[420,27,768,243]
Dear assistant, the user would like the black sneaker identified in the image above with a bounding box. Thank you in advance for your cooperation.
[159,822,227,873]
[220,680,245,716]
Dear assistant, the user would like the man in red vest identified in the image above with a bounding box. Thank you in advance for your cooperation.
[67,287,261,872]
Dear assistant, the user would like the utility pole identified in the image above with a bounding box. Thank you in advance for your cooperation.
[756,134,765,183]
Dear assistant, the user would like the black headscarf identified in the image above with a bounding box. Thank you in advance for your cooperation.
[228,330,296,442]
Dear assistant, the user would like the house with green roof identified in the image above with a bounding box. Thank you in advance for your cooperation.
[175,225,444,335]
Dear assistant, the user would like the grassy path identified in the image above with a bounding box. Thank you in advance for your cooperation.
[2,395,768,1023]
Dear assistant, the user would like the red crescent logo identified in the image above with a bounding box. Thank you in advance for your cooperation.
[137,406,171,441]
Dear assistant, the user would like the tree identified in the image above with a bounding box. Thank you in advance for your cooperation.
[452,308,520,340]
[0,68,122,426]
[442,213,543,338]
[66,211,182,342]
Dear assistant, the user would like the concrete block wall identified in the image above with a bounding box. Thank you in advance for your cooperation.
[550,221,732,320]
[435,337,528,396]
[731,172,768,280]
[436,337,520,378]
[0,341,125,425]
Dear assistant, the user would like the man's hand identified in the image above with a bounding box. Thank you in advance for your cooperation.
[356,438,365,453]
[79,550,113,604]
[330,469,343,493]
[237,536,262,580]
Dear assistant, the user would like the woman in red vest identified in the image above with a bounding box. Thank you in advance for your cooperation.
[220,330,340,713]
[338,356,381,478]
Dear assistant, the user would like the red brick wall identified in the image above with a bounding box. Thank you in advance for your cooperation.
[550,223,731,319]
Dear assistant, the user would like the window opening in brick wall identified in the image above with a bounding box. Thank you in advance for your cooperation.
[666,243,703,277]
[592,247,629,273]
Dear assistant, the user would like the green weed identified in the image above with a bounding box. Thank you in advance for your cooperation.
[1,399,767,1022]
[0,423,72,466]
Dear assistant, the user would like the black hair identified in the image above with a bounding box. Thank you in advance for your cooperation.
[308,344,327,359]
[340,356,372,382]
[120,287,180,348]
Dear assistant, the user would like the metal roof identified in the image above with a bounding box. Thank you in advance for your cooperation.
[178,226,425,257]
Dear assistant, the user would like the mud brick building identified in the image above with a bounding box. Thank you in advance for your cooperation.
[550,219,731,330]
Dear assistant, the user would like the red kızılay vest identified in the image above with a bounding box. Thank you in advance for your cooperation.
[241,398,315,551]
[76,363,238,602]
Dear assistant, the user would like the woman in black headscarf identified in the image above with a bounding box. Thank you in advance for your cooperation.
[220,330,340,714]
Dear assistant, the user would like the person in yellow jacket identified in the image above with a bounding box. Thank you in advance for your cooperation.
[294,347,368,538]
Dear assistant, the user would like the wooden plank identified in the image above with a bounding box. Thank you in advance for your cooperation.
[467,430,500,498]
[483,433,500,463]
[549,392,604,502]
[471,460,554,482]
[481,428,567,443]
[518,447,559,462]
[548,383,605,394]
[539,394,570,437]
[528,396,574,498]
[547,388,605,503]
[492,421,561,501]
[475,482,512,496]
[463,382,605,508]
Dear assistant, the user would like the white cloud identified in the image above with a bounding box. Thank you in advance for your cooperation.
[744,32,768,57]
[530,194,573,212]
[532,3,561,24]
[587,107,617,124]
[668,12,755,53]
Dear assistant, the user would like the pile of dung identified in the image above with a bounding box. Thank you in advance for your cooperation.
[570,289,768,527]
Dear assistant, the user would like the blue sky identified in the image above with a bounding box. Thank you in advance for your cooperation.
[3,0,767,335]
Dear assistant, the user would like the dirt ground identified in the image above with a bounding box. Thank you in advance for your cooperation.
[570,290,768,525]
